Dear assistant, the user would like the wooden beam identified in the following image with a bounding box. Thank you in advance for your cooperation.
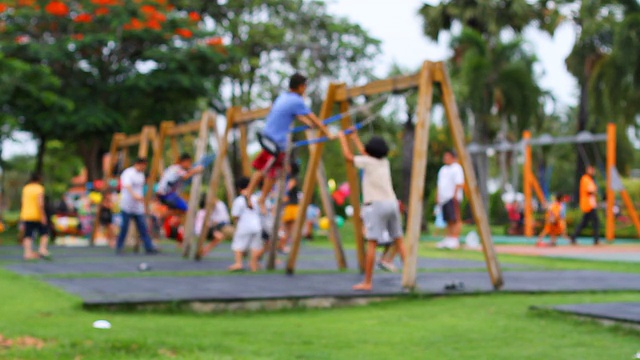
[606,123,616,241]
[239,125,251,176]
[436,61,503,289]
[287,83,338,274]
[401,62,434,289]
[148,122,172,206]
[620,189,640,238]
[168,118,216,136]
[194,108,235,259]
[185,113,211,259]
[119,134,143,148]
[233,107,271,125]
[334,73,420,102]
[523,131,534,237]
[339,98,365,272]
[316,158,347,269]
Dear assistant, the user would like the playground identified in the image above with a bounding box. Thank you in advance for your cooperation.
[3,1,640,358]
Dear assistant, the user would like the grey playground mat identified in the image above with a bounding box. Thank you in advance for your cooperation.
[540,302,640,324]
[546,253,640,263]
[46,270,640,305]
[4,252,492,275]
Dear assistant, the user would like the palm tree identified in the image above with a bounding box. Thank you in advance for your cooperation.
[419,0,557,206]
[562,0,619,197]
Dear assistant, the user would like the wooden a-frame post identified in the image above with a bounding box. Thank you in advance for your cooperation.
[194,107,236,260]
[184,112,213,258]
[434,61,503,289]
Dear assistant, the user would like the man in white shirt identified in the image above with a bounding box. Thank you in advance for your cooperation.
[436,150,465,249]
[116,158,158,254]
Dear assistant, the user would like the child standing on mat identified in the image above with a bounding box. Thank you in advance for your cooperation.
[338,131,406,291]
[244,73,333,212]
[229,177,263,272]
[156,153,204,215]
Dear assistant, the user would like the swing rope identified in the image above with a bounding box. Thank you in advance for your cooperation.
[292,111,382,148]
[289,93,391,134]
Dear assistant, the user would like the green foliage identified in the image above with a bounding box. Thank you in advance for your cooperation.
[215,0,381,108]
[0,0,226,178]
[1,141,83,211]
[489,191,508,225]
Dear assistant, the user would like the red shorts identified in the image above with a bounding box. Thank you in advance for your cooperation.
[252,150,284,179]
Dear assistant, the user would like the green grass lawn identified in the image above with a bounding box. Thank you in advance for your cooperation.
[0,268,638,359]
[1,223,639,359]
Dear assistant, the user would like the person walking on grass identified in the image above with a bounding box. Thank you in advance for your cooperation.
[116,158,159,255]
[572,165,600,245]
[20,173,50,261]
[338,131,406,291]
[435,149,465,250]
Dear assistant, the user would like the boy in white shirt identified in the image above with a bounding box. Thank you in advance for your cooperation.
[229,177,263,272]
[194,195,234,258]
[338,132,406,291]
[156,153,203,215]
[435,149,465,249]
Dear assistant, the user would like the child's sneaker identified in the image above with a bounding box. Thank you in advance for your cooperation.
[377,261,397,272]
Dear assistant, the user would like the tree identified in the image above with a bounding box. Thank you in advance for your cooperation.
[419,0,557,205]
[559,0,619,197]
[1,0,227,180]
[589,0,640,173]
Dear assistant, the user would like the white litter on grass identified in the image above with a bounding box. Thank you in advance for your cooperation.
[634,352,640,359]
[92,320,111,329]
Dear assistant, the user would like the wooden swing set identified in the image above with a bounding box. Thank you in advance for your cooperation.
[282,60,503,289]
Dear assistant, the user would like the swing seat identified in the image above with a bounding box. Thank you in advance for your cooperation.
[257,132,281,156]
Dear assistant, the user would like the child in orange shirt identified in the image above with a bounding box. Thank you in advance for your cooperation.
[536,193,567,247]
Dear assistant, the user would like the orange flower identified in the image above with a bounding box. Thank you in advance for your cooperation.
[15,34,29,44]
[206,37,223,46]
[18,0,35,6]
[149,11,166,22]
[45,1,69,16]
[124,18,143,31]
[188,11,201,22]
[146,19,161,30]
[174,28,192,38]
[73,13,93,23]
[0,3,7,12]
[91,0,119,5]
[94,7,109,15]
[140,5,155,14]
[71,33,84,40]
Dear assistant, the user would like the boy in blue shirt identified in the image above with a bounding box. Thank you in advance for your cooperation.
[245,73,333,212]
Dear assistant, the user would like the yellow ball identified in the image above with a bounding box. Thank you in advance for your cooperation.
[319,217,330,230]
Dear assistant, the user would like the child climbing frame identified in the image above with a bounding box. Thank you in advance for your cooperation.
[196,106,348,268]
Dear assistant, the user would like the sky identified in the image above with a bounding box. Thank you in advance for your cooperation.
[2,0,580,160]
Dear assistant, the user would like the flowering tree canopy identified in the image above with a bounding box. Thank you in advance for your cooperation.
[0,0,227,178]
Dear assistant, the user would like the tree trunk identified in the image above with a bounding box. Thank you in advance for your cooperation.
[35,134,47,177]
[574,79,588,203]
[78,139,102,182]
[472,116,490,212]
